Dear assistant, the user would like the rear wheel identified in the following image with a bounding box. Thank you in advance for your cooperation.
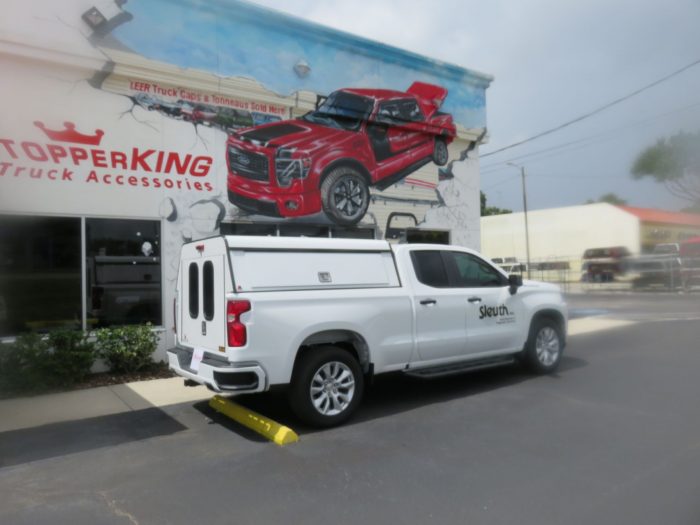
[289,346,364,427]
[520,318,563,374]
[320,166,370,226]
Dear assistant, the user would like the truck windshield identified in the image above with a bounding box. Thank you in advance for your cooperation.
[302,91,373,131]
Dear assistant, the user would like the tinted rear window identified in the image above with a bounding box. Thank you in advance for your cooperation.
[203,261,214,321]
[411,250,449,288]
[188,263,199,318]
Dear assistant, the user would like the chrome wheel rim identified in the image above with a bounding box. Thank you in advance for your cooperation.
[310,361,355,416]
[535,326,560,367]
[332,177,366,220]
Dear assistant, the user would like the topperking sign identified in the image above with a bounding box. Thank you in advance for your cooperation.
[1,121,215,193]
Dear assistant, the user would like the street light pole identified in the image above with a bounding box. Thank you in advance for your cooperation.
[507,162,532,279]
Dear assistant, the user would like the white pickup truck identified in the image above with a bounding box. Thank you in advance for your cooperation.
[168,236,567,426]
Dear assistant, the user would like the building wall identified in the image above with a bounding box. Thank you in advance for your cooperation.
[640,222,700,252]
[481,203,641,277]
[0,0,490,347]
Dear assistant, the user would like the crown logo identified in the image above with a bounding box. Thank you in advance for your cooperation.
[34,121,104,146]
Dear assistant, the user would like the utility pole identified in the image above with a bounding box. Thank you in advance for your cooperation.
[507,162,532,279]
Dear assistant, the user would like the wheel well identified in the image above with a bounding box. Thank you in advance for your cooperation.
[320,159,372,188]
[530,309,567,344]
[294,330,371,374]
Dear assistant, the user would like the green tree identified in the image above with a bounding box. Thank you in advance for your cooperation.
[632,130,700,205]
[480,191,512,216]
[585,192,628,205]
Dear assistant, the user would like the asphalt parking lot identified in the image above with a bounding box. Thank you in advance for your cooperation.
[1,292,699,524]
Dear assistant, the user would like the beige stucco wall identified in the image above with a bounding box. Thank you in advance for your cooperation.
[481,203,641,276]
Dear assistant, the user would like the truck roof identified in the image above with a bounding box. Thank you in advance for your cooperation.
[220,235,392,252]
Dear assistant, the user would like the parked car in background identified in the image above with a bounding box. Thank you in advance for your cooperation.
[252,112,282,126]
[214,107,254,131]
[158,100,183,118]
[190,104,218,125]
[581,246,631,282]
[680,237,700,290]
[652,243,680,255]
[226,81,456,225]
[134,93,160,111]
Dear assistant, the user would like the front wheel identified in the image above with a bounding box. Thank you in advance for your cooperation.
[320,167,370,226]
[520,318,563,374]
[289,346,364,427]
[432,138,448,166]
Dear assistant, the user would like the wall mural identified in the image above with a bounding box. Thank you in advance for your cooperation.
[0,0,491,343]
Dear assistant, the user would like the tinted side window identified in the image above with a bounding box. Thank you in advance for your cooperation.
[401,100,424,122]
[188,263,199,318]
[376,102,402,124]
[411,251,449,288]
[447,252,505,287]
[203,261,214,321]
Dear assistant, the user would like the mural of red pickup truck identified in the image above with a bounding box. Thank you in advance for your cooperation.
[226,82,456,225]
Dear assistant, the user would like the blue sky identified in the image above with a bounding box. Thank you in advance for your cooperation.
[113,0,488,129]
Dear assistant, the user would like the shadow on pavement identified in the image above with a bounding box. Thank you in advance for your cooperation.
[204,356,588,440]
[0,407,186,468]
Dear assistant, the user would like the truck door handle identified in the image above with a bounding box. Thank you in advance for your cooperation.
[420,299,437,306]
[468,297,482,303]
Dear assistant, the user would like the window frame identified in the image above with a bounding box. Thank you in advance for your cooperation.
[410,249,508,289]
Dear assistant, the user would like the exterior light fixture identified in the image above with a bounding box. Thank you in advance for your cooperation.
[294,59,311,78]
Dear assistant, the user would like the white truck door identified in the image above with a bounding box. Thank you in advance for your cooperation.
[409,250,469,362]
[180,255,225,352]
[444,251,522,354]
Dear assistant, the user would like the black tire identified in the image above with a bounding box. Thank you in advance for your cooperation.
[432,138,448,166]
[289,346,364,428]
[320,166,370,226]
[520,318,564,374]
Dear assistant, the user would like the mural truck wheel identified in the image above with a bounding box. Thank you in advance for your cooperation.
[321,167,370,226]
[433,138,449,166]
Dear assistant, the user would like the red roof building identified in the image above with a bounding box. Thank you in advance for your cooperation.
[618,206,700,228]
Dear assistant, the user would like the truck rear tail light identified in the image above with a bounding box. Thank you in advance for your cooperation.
[173,298,177,334]
[227,299,251,347]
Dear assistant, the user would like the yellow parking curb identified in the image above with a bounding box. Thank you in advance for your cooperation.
[208,395,299,446]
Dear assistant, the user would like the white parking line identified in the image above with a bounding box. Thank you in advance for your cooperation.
[568,317,636,337]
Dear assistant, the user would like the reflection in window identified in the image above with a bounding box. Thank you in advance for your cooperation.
[86,219,162,327]
[449,252,504,287]
[0,215,81,336]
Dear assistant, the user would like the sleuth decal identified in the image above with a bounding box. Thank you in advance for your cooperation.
[479,304,516,324]
[0,122,214,192]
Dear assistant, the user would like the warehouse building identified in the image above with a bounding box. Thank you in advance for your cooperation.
[481,202,700,279]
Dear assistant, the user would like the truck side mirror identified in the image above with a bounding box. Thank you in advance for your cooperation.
[508,274,523,294]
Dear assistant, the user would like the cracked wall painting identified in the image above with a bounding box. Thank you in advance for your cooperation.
[0,0,490,338]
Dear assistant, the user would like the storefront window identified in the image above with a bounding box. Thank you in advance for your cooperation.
[86,219,162,328]
[0,215,82,337]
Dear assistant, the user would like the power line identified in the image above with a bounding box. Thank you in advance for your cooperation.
[481,58,700,158]
[480,99,700,174]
